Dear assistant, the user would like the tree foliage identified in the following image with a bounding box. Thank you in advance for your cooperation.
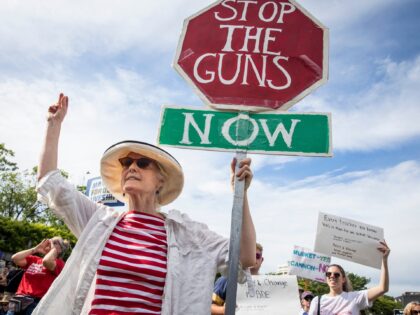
[0,143,77,258]
[0,143,17,171]
[370,295,403,315]
[0,168,39,221]
[0,216,76,260]
[348,272,370,290]
[0,147,70,225]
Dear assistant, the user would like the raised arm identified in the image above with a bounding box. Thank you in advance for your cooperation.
[38,93,68,180]
[231,158,256,268]
[367,240,390,302]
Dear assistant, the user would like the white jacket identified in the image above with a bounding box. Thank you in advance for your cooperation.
[33,170,245,315]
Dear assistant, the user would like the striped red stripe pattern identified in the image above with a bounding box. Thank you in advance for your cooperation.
[89,211,167,315]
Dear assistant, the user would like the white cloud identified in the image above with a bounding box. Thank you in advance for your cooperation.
[299,0,395,31]
[0,0,210,58]
[296,55,420,151]
[0,0,398,61]
[0,67,184,182]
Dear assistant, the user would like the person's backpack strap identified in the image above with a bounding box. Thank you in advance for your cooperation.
[317,294,322,315]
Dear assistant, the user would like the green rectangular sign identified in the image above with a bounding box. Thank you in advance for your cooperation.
[158,106,332,156]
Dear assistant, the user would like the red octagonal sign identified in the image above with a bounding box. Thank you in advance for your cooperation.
[174,0,328,112]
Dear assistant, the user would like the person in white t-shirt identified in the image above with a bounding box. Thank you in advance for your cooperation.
[308,241,390,315]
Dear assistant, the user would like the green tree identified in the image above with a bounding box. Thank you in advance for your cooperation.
[297,277,329,296]
[369,295,403,315]
[0,216,76,260]
[0,168,38,221]
[0,143,17,171]
[348,272,369,290]
[0,144,76,235]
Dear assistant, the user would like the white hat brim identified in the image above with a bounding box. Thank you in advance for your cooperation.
[100,140,184,206]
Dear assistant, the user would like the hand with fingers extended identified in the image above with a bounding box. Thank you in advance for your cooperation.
[230,157,253,191]
[47,93,68,123]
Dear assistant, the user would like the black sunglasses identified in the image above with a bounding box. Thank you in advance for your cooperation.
[304,296,313,301]
[256,253,262,259]
[326,272,341,279]
[119,157,154,169]
[412,311,420,315]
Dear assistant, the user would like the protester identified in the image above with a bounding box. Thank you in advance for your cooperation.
[3,263,24,296]
[308,241,390,315]
[8,237,68,315]
[0,294,9,315]
[404,301,420,315]
[211,243,263,314]
[32,93,256,314]
[300,291,314,315]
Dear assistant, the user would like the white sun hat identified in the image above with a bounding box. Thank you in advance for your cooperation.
[100,140,184,205]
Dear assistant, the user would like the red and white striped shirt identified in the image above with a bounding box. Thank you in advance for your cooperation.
[89,211,167,315]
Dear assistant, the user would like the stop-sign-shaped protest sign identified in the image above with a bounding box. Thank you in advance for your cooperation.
[174,0,328,112]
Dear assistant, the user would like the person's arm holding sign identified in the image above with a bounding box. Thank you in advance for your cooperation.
[367,240,390,302]
[231,158,257,268]
[210,158,256,315]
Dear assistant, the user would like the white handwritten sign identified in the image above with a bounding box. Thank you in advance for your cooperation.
[314,212,384,269]
[236,275,301,314]
[288,246,331,283]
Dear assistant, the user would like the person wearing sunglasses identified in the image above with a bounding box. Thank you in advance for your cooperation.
[403,301,420,315]
[211,243,263,314]
[32,93,256,315]
[308,241,390,315]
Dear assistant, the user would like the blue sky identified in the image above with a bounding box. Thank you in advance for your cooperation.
[1,0,419,297]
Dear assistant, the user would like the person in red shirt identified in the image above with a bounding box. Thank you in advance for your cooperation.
[10,237,68,315]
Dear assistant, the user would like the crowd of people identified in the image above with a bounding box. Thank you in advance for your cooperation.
[0,93,410,314]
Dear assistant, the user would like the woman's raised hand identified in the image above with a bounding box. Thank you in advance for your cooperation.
[47,93,68,123]
[378,240,390,259]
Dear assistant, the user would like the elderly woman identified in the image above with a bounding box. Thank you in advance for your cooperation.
[308,241,390,315]
[9,237,68,315]
[32,94,256,315]
[404,301,420,315]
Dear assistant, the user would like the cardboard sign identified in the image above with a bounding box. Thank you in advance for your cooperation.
[314,212,384,269]
[236,275,301,314]
[288,246,331,283]
[174,0,329,111]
